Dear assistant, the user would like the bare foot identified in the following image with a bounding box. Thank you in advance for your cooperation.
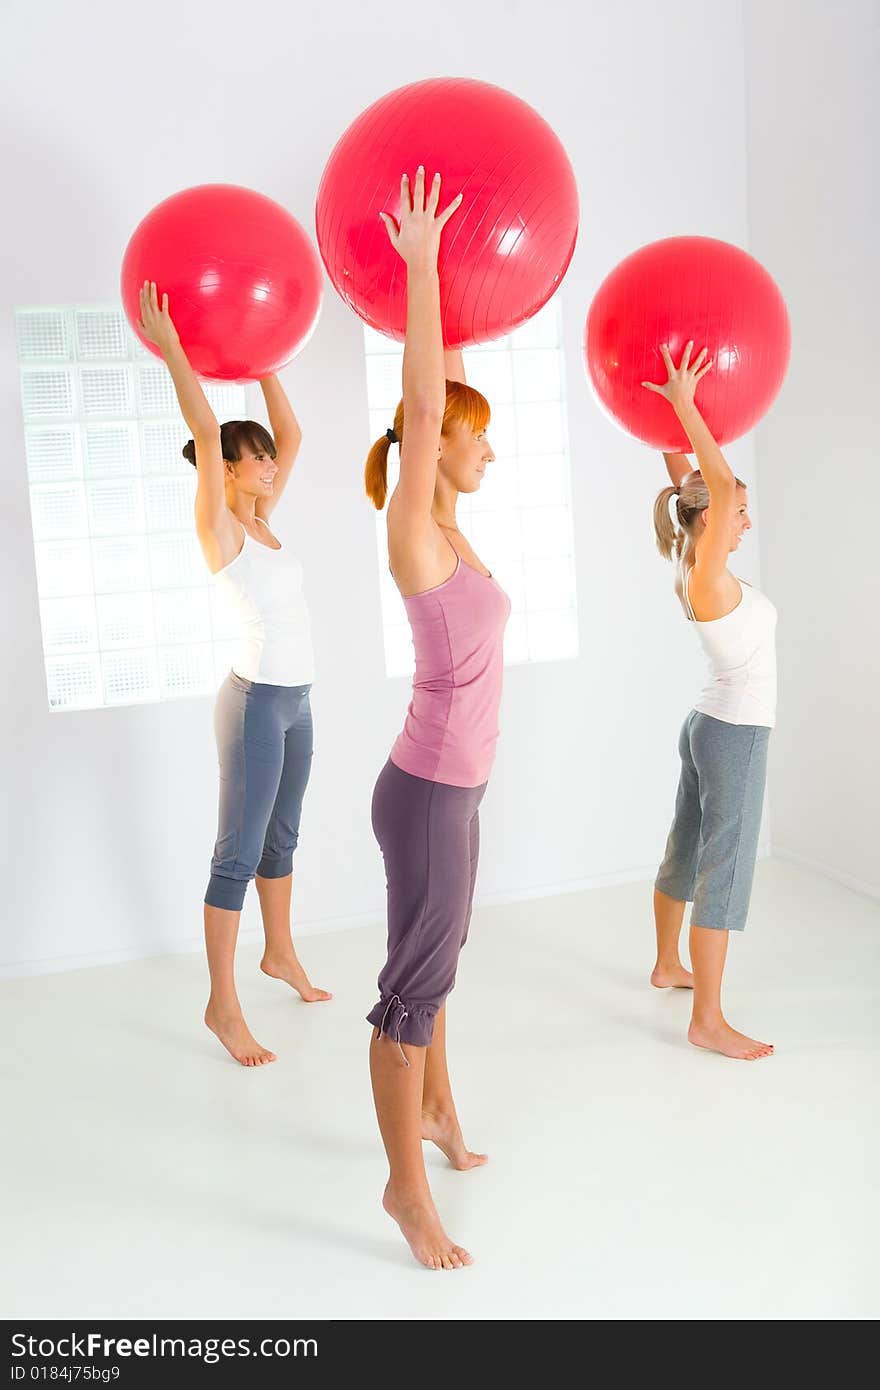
[422,1109,488,1171]
[382,1183,473,1270]
[260,953,332,1003]
[204,1001,276,1066]
[651,962,695,989]
[688,1018,774,1060]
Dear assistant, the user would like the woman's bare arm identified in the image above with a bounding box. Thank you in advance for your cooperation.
[138,282,229,534]
[644,342,736,585]
[256,375,302,520]
[662,451,691,489]
[379,169,463,526]
[443,348,467,385]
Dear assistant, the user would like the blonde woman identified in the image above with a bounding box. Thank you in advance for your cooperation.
[647,342,775,1061]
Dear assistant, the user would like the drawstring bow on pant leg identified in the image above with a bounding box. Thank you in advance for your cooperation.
[378,994,410,1068]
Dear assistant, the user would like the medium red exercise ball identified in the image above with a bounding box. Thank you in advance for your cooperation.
[315,78,579,346]
[585,236,790,451]
[121,185,322,381]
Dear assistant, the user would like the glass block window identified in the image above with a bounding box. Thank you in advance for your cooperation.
[364,300,579,677]
[16,306,247,711]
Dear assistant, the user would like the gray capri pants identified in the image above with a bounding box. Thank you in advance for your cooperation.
[367,758,486,1050]
[655,709,770,932]
[205,672,313,912]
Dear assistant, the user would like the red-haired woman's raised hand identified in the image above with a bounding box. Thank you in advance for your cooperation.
[137,281,180,357]
[642,341,714,415]
[379,167,463,273]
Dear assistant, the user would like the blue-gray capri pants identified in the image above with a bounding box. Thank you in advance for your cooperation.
[655,710,771,932]
[205,673,313,912]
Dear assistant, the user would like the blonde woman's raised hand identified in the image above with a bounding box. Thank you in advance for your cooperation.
[642,341,714,415]
[137,280,181,357]
[379,167,463,273]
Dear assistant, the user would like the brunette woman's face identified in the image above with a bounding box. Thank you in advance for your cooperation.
[225,449,278,498]
[437,420,495,493]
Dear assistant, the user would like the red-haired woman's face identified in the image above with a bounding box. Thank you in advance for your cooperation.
[438,420,495,494]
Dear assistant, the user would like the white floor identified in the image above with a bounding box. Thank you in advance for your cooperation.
[2,858,878,1321]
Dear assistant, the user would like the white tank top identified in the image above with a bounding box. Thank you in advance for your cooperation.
[682,563,777,728]
[211,522,314,686]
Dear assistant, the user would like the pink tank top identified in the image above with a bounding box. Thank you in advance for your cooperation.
[391,555,511,788]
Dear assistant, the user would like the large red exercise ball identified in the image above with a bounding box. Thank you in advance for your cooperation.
[121,185,322,381]
[315,78,579,346]
[585,236,790,451]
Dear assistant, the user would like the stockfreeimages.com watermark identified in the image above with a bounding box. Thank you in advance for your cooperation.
[11,1332,317,1367]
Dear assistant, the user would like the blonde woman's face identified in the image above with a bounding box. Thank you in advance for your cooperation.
[732,487,752,550]
[699,485,752,551]
[438,420,495,494]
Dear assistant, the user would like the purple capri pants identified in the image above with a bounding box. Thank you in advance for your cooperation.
[367,758,487,1050]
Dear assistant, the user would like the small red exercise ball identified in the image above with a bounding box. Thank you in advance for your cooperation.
[585,236,790,450]
[315,78,579,346]
[121,185,322,381]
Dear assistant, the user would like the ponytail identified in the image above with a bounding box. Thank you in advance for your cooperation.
[653,485,679,560]
[365,434,392,509]
[365,401,405,509]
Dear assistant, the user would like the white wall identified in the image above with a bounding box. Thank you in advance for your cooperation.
[744,0,880,898]
[0,0,760,974]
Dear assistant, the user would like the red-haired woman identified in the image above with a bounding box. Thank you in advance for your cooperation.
[363,170,511,1269]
